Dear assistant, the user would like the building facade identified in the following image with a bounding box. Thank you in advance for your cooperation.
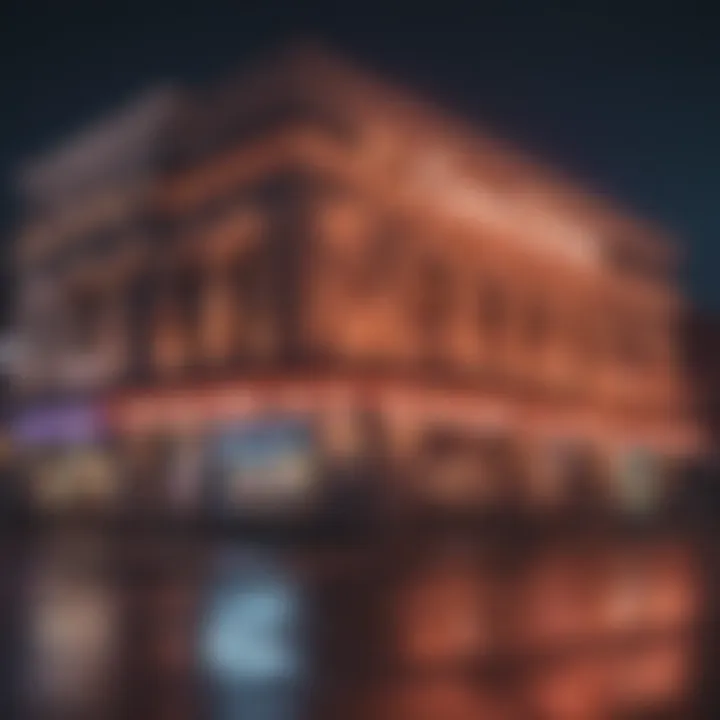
[9,44,707,520]
[685,312,720,456]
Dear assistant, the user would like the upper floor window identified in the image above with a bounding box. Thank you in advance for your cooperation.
[226,98,359,153]
[614,312,658,369]
[416,261,452,345]
[173,268,203,350]
[607,242,670,285]
[478,280,506,339]
[126,273,156,376]
[66,286,104,352]
[573,306,600,362]
[231,247,274,359]
[232,249,270,317]
[524,298,550,348]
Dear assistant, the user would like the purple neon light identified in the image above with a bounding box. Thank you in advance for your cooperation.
[12,404,105,445]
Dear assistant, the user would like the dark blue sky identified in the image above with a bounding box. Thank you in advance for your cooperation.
[2,1,719,311]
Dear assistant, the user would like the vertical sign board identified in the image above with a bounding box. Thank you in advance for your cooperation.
[11,402,118,511]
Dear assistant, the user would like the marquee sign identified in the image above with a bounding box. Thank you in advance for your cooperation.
[105,379,703,455]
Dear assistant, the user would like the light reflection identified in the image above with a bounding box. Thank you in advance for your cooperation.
[23,543,119,717]
[199,549,308,720]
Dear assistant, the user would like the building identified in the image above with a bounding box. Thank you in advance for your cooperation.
[673,310,720,523]
[9,42,708,520]
[684,312,720,456]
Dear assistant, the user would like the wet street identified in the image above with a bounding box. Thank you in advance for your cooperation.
[0,523,717,720]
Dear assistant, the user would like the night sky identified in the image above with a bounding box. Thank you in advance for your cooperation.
[2,1,719,313]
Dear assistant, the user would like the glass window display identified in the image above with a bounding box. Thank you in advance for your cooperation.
[207,417,319,514]
[32,444,119,512]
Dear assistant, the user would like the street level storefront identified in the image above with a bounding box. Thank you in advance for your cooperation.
[106,382,384,522]
[106,377,706,520]
[113,421,323,521]
[11,401,121,515]
[206,418,320,516]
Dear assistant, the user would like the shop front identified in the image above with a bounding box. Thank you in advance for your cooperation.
[409,428,518,517]
[11,401,120,517]
[120,430,208,519]
[106,382,381,523]
[205,417,320,518]
[105,378,706,524]
[613,447,666,516]
[541,440,611,514]
[107,380,529,524]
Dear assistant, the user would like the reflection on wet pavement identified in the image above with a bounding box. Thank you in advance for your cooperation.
[0,528,714,719]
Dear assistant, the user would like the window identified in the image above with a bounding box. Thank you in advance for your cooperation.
[126,274,156,376]
[609,242,670,285]
[341,228,395,302]
[615,449,662,514]
[66,287,104,351]
[416,261,452,346]
[564,447,607,510]
[478,280,506,338]
[233,250,267,311]
[573,306,599,362]
[615,312,656,369]
[231,248,274,359]
[227,98,358,152]
[525,298,550,348]
[173,268,203,353]
[23,282,61,356]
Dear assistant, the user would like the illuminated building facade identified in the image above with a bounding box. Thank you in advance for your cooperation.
[685,312,720,461]
[10,43,707,519]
